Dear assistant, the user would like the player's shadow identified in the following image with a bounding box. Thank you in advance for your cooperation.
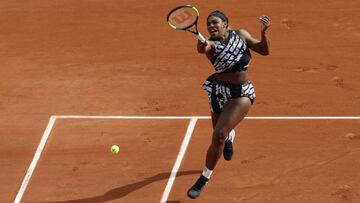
[34,170,200,203]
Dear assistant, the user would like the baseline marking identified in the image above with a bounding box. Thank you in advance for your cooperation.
[55,115,360,120]
[160,118,198,203]
[14,116,57,203]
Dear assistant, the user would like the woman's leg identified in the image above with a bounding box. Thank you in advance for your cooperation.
[211,111,235,161]
[205,97,251,170]
[211,112,220,128]
[187,97,252,199]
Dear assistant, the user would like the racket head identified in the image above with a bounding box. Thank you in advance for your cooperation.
[167,5,200,31]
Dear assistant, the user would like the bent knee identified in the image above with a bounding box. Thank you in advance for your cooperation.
[212,129,229,145]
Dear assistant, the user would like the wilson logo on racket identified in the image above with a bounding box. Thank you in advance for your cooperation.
[166,5,206,43]
[172,10,193,24]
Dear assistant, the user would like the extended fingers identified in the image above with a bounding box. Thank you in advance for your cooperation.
[259,15,271,26]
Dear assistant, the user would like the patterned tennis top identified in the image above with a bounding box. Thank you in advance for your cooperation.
[211,30,251,73]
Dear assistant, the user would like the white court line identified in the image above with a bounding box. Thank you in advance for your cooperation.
[55,115,210,119]
[160,118,198,203]
[55,115,360,120]
[13,116,57,203]
[245,116,360,120]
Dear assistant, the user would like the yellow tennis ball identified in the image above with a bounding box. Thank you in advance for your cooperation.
[111,145,120,154]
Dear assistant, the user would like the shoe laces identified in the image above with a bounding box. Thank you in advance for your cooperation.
[193,175,208,190]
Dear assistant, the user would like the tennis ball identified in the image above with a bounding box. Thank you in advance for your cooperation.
[111,145,120,154]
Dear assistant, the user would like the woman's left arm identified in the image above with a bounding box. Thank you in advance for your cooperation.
[239,15,270,56]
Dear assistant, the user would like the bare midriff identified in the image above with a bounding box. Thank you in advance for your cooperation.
[215,70,248,84]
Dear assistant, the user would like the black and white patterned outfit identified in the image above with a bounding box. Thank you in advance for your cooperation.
[203,30,256,114]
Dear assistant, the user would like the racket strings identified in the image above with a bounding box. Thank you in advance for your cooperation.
[168,7,198,29]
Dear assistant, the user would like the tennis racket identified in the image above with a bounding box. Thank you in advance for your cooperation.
[167,5,206,43]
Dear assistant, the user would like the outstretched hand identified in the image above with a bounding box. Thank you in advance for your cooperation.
[259,15,270,33]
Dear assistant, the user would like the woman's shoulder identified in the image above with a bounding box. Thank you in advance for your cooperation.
[233,28,249,36]
[233,28,252,41]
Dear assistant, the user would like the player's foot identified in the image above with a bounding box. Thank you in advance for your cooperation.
[187,175,209,199]
[223,130,235,161]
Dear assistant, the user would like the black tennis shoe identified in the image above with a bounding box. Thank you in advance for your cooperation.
[223,130,235,161]
[187,175,209,199]
[223,139,233,161]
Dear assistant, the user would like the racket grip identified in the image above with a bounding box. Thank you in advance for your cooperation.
[197,33,206,43]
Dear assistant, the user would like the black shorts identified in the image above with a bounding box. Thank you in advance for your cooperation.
[203,74,256,114]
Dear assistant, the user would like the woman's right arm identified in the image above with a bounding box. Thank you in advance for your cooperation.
[197,40,215,54]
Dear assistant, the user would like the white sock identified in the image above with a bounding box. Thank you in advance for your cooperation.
[227,129,236,142]
[201,167,213,179]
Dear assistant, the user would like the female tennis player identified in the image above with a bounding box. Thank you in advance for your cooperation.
[187,11,270,199]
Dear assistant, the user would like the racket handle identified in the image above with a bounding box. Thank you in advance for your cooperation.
[197,33,206,43]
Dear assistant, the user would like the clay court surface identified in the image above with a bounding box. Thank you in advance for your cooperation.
[1,0,360,202]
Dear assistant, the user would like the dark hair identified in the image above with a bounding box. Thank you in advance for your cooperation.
[207,10,228,25]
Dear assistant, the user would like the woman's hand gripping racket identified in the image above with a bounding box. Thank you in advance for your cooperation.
[167,5,206,43]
